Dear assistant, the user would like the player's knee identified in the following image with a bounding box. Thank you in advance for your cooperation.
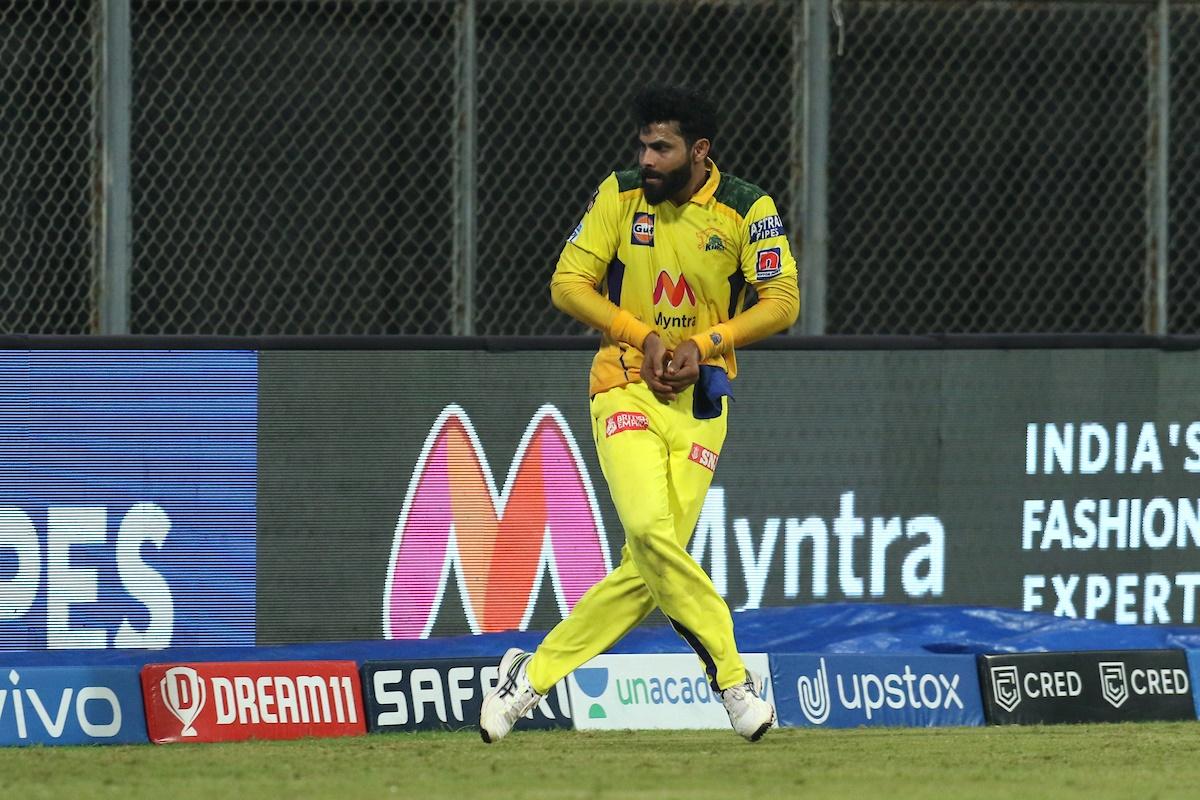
[624,515,675,559]
[618,500,669,535]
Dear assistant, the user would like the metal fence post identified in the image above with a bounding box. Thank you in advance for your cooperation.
[802,0,830,336]
[1146,0,1170,334]
[789,0,805,334]
[452,0,478,336]
[97,0,131,334]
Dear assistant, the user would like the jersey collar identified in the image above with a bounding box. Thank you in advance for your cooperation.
[688,159,720,206]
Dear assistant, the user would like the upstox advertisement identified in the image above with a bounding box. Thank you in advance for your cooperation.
[0,351,257,651]
[772,654,984,728]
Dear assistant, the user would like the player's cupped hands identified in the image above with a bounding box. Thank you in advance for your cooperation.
[641,332,677,403]
[663,339,701,392]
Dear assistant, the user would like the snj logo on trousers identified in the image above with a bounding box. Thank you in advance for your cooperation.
[796,657,963,724]
[384,405,612,638]
[689,444,718,472]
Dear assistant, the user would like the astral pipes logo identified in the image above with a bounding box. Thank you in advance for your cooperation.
[383,405,612,638]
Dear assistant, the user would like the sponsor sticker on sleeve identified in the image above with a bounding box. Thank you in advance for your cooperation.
[755,247,783,280]
[568,220,583,243]
[748,214,786,243]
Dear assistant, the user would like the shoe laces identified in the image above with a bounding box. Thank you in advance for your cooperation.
[721,677,759,703]
[498,654,540,707]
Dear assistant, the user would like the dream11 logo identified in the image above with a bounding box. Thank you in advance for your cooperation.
[382,405,612,639]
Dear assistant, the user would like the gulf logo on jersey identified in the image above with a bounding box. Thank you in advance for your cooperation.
[383,404,612,639]
[654,272,696,307]
[631,213,655,246]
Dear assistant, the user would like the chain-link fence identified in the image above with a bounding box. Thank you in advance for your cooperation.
[829,1,1150,334]
[1170,3,1200,333]
[2,0,1199,336]
[0,2,98,333]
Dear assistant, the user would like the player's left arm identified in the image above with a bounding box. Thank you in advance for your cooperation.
[689,194,799,360]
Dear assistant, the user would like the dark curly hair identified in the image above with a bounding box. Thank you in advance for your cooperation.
[632,85,717,148]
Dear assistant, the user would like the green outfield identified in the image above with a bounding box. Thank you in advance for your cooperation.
[2,724,1198,800]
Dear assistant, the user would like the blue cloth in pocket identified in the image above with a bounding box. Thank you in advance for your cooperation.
[693,365,733,420]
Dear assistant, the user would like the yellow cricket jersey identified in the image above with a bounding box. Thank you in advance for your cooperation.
[550,160,800,396]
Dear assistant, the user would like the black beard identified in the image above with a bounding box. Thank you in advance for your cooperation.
[641,162,693,205]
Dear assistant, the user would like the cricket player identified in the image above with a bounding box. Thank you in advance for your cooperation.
[481,85,799,743]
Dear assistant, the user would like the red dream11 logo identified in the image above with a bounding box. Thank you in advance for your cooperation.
[383,404,613,639]
[142,662,365,744]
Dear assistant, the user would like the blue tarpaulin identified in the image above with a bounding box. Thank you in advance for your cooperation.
[6,604,1200,668]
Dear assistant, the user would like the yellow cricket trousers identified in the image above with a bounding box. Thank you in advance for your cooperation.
[525,380,748,694]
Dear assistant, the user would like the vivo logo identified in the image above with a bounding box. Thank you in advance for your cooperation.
[0,669,123,740]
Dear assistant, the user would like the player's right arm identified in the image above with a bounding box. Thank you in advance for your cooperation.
[550,174,654,349]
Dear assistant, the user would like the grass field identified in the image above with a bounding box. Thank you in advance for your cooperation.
[2,724,1199,800]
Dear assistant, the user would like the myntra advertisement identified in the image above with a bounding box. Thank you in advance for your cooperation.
[0,351,257,651]
[255,347,1200,641]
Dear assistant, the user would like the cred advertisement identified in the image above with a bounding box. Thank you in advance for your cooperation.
[362,657,572,733]
[564,653,773,731]
[771,654,984,728]
[979,650,1195,724]
[255,347,1200,643]
[142,661,365,743]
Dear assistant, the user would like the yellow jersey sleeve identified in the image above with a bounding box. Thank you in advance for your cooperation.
[565,174,621,264]
[550,175,654,349]
[690,194,800,359]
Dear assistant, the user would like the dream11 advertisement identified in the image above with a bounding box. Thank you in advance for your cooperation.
[254,346,1200,643]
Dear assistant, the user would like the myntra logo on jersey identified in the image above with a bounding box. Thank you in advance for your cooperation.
[774,654,984,728]
[383,405,612,639]
[142,662,365,744]
[653,272,696,307]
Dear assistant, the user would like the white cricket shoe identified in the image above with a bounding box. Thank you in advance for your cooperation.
[719,670,775,742]
[479,648,544,743]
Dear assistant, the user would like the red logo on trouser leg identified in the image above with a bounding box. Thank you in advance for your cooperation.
[688,443,719,471]
[606,412,650,437]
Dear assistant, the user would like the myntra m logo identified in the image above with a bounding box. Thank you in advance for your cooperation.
[383,404,612,639]
[653,272,696,307]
